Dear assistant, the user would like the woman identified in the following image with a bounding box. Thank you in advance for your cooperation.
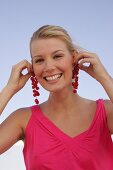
[0,25,113,170]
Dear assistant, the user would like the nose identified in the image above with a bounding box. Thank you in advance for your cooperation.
[44,59,56,73]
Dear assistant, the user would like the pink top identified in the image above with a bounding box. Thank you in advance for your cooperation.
[23,99,113,170]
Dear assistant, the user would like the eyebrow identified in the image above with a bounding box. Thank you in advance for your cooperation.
[33,50,64,58]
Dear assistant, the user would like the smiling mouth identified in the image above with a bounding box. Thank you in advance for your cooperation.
[44,73,62,81]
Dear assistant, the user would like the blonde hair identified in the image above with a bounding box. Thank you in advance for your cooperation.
[30,25,80,53]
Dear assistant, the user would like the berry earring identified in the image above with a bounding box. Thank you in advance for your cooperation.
[30,72,40,104]
[72,63,79,93]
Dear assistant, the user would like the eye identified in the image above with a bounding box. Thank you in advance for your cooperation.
[53,55,63,59]
[34,58,44,64]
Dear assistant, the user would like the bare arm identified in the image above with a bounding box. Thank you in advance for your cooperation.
[98,71,113,134]
[0,107,31,154]
[0,109,24,154]
[0,60,32,115]
[0,60,32,154]
[0,85,15,114]
[77,52,113,133]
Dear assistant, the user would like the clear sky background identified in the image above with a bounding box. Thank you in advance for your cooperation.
[0,0,113,169]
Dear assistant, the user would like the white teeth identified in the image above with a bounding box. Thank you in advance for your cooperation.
[45,74,61,81]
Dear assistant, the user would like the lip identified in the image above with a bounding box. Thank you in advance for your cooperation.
[43,73,62,78]
[43,73,62,79]
[45,79,60,84]
[43,73,62,83]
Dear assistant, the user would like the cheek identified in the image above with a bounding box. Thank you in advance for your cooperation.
[60,61,73,73]
[33,65,43,78]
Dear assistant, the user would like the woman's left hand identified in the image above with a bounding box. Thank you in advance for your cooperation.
[76,52,110,83]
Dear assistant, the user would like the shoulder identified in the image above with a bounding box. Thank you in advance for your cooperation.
[0,107,33,154]
[103,99,113,134]
[103,99,113,119]
[9,106,32,135]
[12,106,32,120]
[79,97,97,110]
[103,99,113,113]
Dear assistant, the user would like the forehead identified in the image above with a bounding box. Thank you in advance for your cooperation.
[30,38,68,56]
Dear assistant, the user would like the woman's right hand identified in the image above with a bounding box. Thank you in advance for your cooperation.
[7,59,32,94]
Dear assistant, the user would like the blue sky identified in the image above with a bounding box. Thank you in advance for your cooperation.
[0,0,113,169]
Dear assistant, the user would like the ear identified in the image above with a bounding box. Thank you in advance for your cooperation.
[72,50,78,64]
[31,59,34,73]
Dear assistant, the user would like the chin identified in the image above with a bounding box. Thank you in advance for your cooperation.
[44,85,71,94]
[40,80,71,93]
[42,84,63,93]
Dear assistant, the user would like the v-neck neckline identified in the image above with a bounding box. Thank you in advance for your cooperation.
[35,99,101,142]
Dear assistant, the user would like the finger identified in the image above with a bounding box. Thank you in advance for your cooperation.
[79,64,90,72]
[21,72,31,82]
[76,52,95,62]
[14,60,32,74]
[18,73,31,89]
[20,60,32,73]
[79,57,95,67]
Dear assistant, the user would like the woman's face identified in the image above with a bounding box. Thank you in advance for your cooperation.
[31,38,77,92]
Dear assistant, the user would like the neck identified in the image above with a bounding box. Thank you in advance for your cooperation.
[47,87,80,113]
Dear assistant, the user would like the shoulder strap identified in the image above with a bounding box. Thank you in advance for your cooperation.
[97,99,109,129]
